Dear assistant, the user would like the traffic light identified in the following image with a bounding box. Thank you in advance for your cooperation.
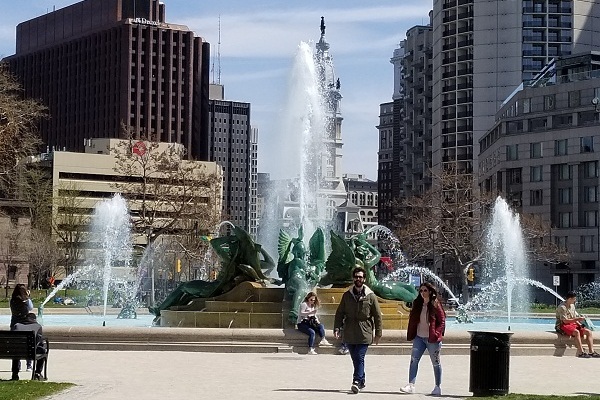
[176,258,181,273]
[467,267,474,282]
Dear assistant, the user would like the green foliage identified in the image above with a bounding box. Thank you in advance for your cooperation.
[578,300,600,309]
[0,380,73,400]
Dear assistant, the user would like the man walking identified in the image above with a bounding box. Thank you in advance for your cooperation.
[334,266,382,394]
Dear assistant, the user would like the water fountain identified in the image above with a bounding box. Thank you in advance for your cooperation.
[38,194,140,326]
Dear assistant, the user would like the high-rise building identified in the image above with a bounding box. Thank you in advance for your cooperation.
[376,101,395,227]
[4,0,211,160]
[378,18,433,227]
[208,84,257,236]
[431,0,600,175]
[399,20,434,198]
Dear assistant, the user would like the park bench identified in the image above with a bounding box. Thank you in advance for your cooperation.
[0,330,49,380]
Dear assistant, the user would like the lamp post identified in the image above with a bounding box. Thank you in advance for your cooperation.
[64,253,70,296]
[146,227,156,308]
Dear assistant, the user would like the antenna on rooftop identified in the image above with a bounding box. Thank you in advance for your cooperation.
[217,15,221,84]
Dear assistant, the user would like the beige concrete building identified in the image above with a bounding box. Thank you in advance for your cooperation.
[27,138,222,275]
[478,52,600,297]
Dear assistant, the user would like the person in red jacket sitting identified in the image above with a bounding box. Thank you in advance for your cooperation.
[399,282,446,396]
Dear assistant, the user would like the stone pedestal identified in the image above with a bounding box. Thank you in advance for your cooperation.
[160,281,410,329]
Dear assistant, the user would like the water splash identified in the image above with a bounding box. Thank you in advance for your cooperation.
[484,197,530,328]
[464,276,564,317]
[89,194,133,322]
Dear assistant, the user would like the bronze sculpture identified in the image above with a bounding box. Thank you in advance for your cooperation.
[277,225,326,323]
[322,231,418,302]
[149,225,276,317]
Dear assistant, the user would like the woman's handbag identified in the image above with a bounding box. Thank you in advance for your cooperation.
[306,315,321,330]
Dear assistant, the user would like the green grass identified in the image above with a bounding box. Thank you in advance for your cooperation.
[0,380,74,400]
[472,396,600,400]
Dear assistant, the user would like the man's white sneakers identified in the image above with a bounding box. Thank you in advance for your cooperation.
[431,385,442,396]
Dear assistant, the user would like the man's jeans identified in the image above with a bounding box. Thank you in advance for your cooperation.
[347,343,369,385]
[408,336,442,386]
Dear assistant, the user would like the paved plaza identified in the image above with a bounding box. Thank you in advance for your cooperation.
[2,350,597,400]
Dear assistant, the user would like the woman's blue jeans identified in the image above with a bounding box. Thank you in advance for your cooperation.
[347,343,369,385]
[408,336,442,386]
[297,321,325,347]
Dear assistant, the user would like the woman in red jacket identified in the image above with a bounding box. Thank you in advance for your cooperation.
[399,282,446,396]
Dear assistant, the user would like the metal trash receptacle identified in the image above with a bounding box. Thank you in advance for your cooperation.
[468,331,513,397]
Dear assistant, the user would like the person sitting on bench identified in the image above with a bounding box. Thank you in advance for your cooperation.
[10,284,47,381]
[555,291,600,358]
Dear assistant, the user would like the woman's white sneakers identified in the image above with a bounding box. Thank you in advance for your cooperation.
[307,348,317,355]
[399,384,441,396]
[399,383,415,394]
[319,338,332,346]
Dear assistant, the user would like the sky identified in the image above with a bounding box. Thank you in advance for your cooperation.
[0,0,432,181]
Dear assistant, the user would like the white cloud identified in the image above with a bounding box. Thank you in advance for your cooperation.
[181,4,430,58]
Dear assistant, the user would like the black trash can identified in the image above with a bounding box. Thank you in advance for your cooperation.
[468,331,513,397]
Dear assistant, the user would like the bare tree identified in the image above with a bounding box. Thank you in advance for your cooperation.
[394,169,485,301]
[0,221,29,296]
[27,228,63,289]
[112,131,221,247]
[0,63,46,197]
[52,184,89,276]
[394,167,568,302]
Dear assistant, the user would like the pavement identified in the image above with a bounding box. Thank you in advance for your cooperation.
[3,349,600,400]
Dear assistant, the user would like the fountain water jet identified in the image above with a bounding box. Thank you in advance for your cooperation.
[484,197,530,329]
[89,194,133,324]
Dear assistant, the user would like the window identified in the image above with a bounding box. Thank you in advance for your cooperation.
[581,136,594,153]
[530,142,542,158]
[530,165,543,182]
[507,168,522,184]
[506,144,518,160]
[523,98,531,113]
[554,139,567,156]
[583,210,598,227]
[529,117,547,131]
[583,161,598,178]
[530,189,543,206]
[580,235,594,253]
[544,94,555,110]
[568,90,580,107]
[555,236,568,251]
[553,114,572,128]
[559,212,572,228]
[584,186,598,203]
[7,265,16,280]
[582,260,596,270]
[579,111,599,125]
[558,188,572,204]
[558,164,572,180]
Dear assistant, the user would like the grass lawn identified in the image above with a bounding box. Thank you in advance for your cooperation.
[0,380,74,400]
[472,396,600,400]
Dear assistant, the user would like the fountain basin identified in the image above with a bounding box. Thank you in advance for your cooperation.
[0,325,575,356]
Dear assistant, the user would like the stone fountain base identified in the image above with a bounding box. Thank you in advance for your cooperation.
[159,281,412,330]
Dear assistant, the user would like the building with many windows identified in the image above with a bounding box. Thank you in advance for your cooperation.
[4,0,211,160]
[208,84,257,236]
[478,52,600,295]
[432,0,600,176]
[26,138,222,280]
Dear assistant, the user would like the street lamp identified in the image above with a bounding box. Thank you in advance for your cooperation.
[64,253,70,296]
